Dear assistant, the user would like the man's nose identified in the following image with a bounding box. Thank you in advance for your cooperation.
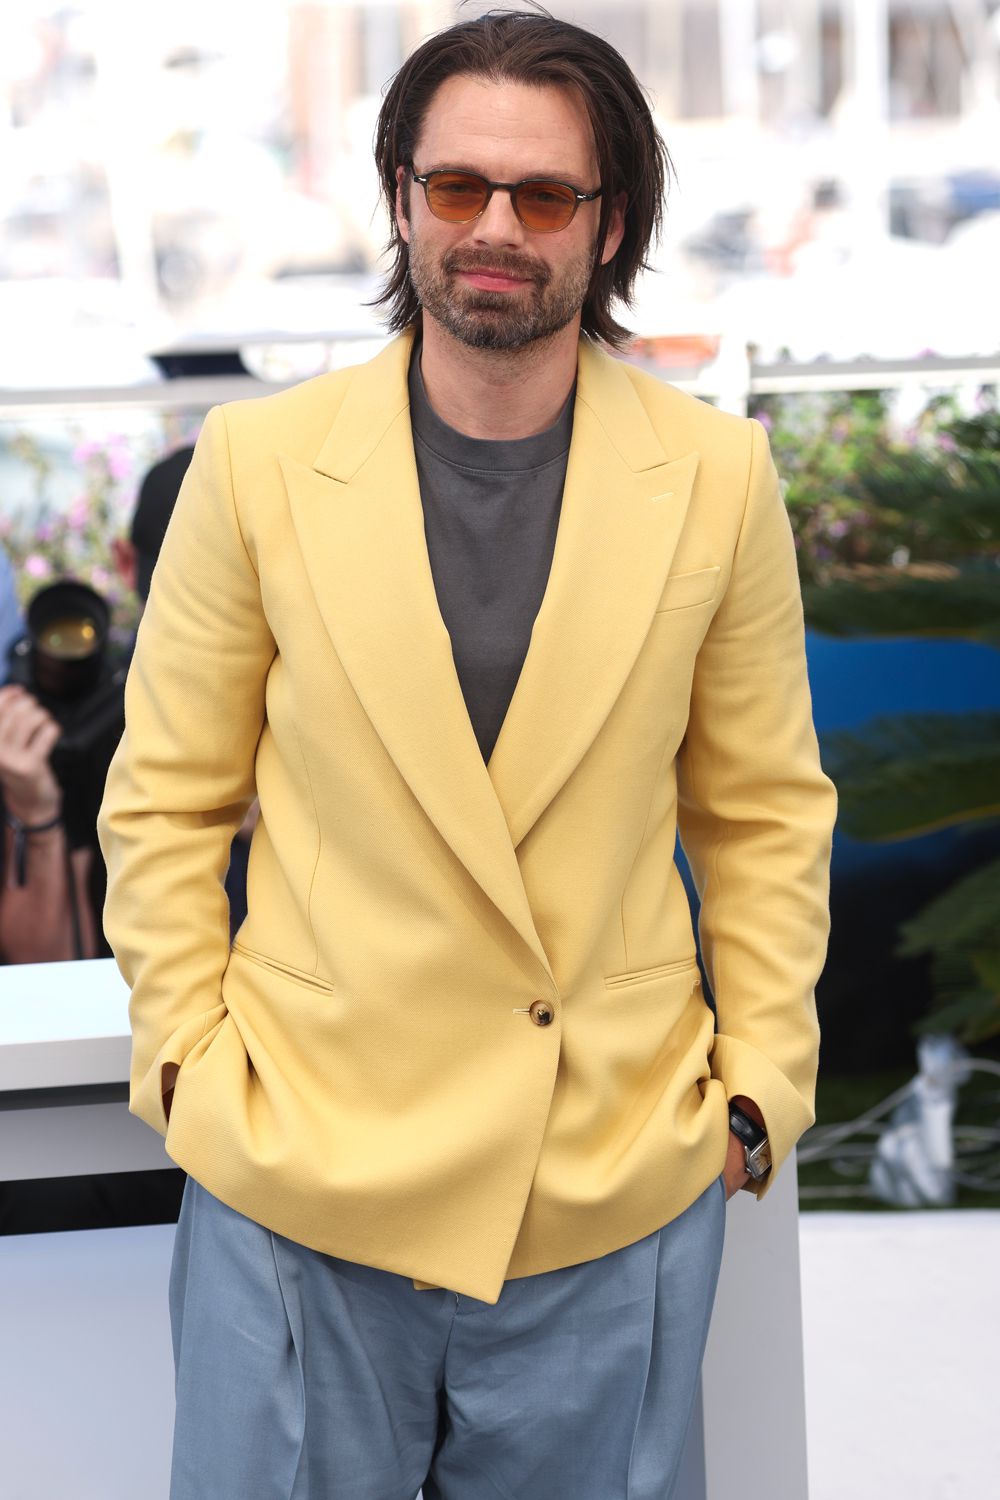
[469,188,526,247]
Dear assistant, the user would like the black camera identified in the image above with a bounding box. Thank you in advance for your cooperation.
[6,579,129,850]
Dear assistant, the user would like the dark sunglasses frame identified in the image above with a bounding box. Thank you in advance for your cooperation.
[408,165,603,232]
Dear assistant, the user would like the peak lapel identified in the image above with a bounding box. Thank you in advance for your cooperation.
[280,334,552,980]
[486,342,700,847]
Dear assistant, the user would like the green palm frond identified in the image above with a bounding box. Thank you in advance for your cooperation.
[902,859,1000,1043]
[823,712,1000,839]
[897,858,1000,957]
[912,987,1000,1044]
[802,568,1000,643]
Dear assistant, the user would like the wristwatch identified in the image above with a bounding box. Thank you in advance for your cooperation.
[728,1103,772,1182]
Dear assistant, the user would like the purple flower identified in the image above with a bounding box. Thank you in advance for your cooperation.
[827,519,849,538]
[757,412,773,431]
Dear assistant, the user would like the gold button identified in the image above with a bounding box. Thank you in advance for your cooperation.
[529,1000,554,1027]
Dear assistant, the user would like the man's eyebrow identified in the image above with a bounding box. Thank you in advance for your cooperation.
[418,160,587,185]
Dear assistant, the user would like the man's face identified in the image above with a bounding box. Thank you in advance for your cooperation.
[395,74,624,353]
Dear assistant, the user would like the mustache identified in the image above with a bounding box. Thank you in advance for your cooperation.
[442,249,549,285]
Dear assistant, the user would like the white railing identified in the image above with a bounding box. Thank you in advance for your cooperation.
[1,336,997,423]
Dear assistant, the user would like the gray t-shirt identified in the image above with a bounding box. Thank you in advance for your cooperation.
[408,348,574,764]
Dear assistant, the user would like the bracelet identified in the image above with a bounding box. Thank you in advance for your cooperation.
[3,808,63,887]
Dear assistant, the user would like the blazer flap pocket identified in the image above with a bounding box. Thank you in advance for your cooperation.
[655,565,721,613]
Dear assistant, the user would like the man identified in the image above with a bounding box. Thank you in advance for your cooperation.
[97,11,837,1499]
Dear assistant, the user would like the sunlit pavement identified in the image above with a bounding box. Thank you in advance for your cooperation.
[799,1211,1000,1500]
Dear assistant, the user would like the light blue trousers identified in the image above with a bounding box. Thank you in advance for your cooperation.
[168,1172,727,1500]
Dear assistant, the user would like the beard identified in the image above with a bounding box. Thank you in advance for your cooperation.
[406,234,597,352]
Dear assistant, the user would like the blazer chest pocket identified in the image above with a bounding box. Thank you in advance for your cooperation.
[654,565,720,613]
[229,940,335,995]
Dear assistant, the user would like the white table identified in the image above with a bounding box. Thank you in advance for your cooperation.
[0,958,810,1499]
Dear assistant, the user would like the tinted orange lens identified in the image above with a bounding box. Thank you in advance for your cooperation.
[424,172,489,221]
[513,181,577,230]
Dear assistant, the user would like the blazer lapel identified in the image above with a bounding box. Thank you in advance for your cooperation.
[280,333,554,980]
[486,341,699,846]
[280,331,699,974]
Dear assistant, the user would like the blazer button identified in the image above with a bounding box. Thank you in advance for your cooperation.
[529,1000,554,1027]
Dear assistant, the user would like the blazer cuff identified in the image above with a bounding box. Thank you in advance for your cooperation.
[710,1031,816,1200]
[130,1001,228,1139]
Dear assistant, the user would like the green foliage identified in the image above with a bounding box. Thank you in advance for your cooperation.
[823,712,1000,840]
[752,388,895,585]
[899,859,1000,1044]
[0,412,205,648]
[753,385,1000,583]
[802,563,1000,644]
[778,389,1000,1046]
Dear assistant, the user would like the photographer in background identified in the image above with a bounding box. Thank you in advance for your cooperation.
[2,538,100,961]
[0,684,98,962]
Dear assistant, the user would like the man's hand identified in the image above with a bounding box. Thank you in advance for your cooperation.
[0,684,63,824]
[162,1061,180,1125]
[722,1126,752,1200]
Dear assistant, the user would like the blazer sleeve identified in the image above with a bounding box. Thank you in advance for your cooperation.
[675,415,838,1198]
[96,405,275,1138]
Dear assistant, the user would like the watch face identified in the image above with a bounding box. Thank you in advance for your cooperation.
[747,1141,772,1178]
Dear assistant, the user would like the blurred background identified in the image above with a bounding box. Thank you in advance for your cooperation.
[1,0,999,366]
[0,6,998,1494]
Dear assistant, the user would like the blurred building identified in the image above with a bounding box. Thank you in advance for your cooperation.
[0,1,997,363]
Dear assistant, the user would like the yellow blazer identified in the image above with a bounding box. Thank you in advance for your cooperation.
[97,328,836,1304]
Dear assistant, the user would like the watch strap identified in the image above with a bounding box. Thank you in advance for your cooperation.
[728,1103,772,1180]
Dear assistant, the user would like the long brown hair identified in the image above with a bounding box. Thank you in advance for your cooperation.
[371,7,674,349]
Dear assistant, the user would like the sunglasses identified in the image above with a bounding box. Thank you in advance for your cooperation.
[409,166,603,233]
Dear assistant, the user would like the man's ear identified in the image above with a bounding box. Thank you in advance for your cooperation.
[395,165,411,245]
[599,190,627,266]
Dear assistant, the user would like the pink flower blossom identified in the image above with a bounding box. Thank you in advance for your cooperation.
[73,440,103,464]
[25,554,51,578]
[108,452,132,480]
[68,498,90,529]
